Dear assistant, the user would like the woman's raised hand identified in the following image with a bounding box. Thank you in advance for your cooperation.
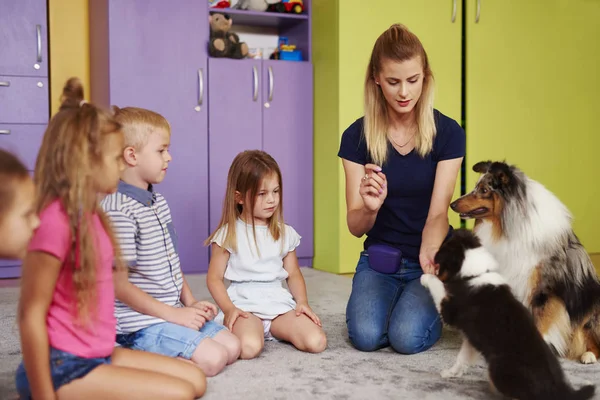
[359,164,388,212]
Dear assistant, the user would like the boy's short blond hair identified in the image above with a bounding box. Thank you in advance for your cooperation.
[111,106,171,149]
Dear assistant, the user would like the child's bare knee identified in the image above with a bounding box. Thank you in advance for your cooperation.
[189,366,207,397]
[226,336,242,363]
[165,381,196,400]
[240,337,263,359]
[202,346,228,377]
[305,331,327,353]
[191,342,229,377]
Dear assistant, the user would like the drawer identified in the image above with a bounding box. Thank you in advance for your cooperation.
[0,259,21,279]
[0,76,49,124]
[0,259,20,268]
[0,124,46,170]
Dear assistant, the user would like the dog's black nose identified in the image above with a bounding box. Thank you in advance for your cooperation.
[450,201,458,211]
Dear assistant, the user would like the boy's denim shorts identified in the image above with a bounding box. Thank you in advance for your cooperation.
[116,320,226,359]
[15,347,111,399]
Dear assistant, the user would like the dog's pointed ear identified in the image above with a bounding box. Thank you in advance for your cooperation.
[472,161,491,174]
[490,162,511,186]
[495,170,510,186]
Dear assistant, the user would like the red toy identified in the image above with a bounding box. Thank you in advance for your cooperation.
[209,0,231,9]
[267,0,304,14]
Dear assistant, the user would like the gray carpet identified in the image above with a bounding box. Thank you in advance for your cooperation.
[1,268,598,399]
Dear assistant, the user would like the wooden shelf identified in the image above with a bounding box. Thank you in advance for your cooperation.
[209,8,308,29]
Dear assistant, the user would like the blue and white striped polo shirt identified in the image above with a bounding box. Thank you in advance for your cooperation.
[101,181,183,334]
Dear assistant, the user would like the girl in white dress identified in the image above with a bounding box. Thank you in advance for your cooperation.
[206,150,327,359]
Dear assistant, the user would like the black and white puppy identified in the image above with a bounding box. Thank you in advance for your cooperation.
[420,228,595,400]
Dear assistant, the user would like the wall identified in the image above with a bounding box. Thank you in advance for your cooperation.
[49,0,89,114]
[312,0,341,273]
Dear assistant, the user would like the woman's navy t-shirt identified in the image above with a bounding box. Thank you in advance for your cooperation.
[337,109,466,261]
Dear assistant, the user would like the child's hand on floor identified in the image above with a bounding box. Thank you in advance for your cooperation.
[224,307,249,331]
[295,303,322,327]
[167,307,209,330]
[190,301,218,320]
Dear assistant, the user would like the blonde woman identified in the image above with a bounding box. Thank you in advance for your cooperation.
[338,24,465,354]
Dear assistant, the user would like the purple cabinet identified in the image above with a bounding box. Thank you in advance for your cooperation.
[208,58,263,233]
[90,0,210,273]
[0,76,49,124]
[262,61,313,263]
[0,0,48,77]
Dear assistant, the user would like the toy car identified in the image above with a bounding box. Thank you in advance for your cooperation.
[267,0,304,14]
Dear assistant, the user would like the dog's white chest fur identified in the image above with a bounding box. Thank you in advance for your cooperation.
[476,222,538,303]
[474,179,573,305]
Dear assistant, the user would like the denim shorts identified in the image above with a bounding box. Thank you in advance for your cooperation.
[15,347,111,399]
[116,320,226,359]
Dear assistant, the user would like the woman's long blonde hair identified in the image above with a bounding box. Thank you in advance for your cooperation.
[364,23,436,165]
[34,77,125,325]
[205,150,285,255]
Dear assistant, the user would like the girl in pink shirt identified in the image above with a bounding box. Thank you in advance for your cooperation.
[15,78,206,400]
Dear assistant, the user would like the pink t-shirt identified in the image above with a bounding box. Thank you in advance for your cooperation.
[28,200,116,358]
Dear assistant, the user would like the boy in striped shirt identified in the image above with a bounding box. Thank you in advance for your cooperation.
[101,106,240,376]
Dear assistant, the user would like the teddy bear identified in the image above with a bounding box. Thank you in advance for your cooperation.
[208,13,249,59]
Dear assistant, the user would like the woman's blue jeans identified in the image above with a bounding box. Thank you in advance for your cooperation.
[346,251,442,354]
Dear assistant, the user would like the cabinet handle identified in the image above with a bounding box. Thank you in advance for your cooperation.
[252,66,258,101]
[0,130,10,135]
[451,0,457,23]
[198,68,204,108]
[36,25,42,62]
[268,66,274,102]
[0,81,10,87]
[476,0,481,23]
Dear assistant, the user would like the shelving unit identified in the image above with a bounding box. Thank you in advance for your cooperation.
[208,1,312,62]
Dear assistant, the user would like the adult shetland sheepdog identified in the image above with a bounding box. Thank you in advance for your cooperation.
[420,229,596,400]
[450,160,600,364]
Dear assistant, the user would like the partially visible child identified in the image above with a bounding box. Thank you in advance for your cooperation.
[0,150,39,260]
[15,78,206,400]
[101,106,240,377]
[206,150,327,359]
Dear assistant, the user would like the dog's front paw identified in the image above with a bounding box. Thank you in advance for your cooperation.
[420,274,434,288]
[441,363,467,378]
[581,351,597,364]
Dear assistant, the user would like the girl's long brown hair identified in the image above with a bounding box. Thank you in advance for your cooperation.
[34,77,125,325]
[364,23,436,164]
[205,150,285,255]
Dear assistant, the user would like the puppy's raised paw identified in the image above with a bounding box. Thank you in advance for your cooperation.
[580,351,597,364]
[441,363,467,378]
[420,274,434,288]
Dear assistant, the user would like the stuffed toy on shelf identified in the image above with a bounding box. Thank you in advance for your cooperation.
[231,0,278,12]
[208,13,249,59]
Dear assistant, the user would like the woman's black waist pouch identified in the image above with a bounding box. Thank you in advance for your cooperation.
[367,244,403,274]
